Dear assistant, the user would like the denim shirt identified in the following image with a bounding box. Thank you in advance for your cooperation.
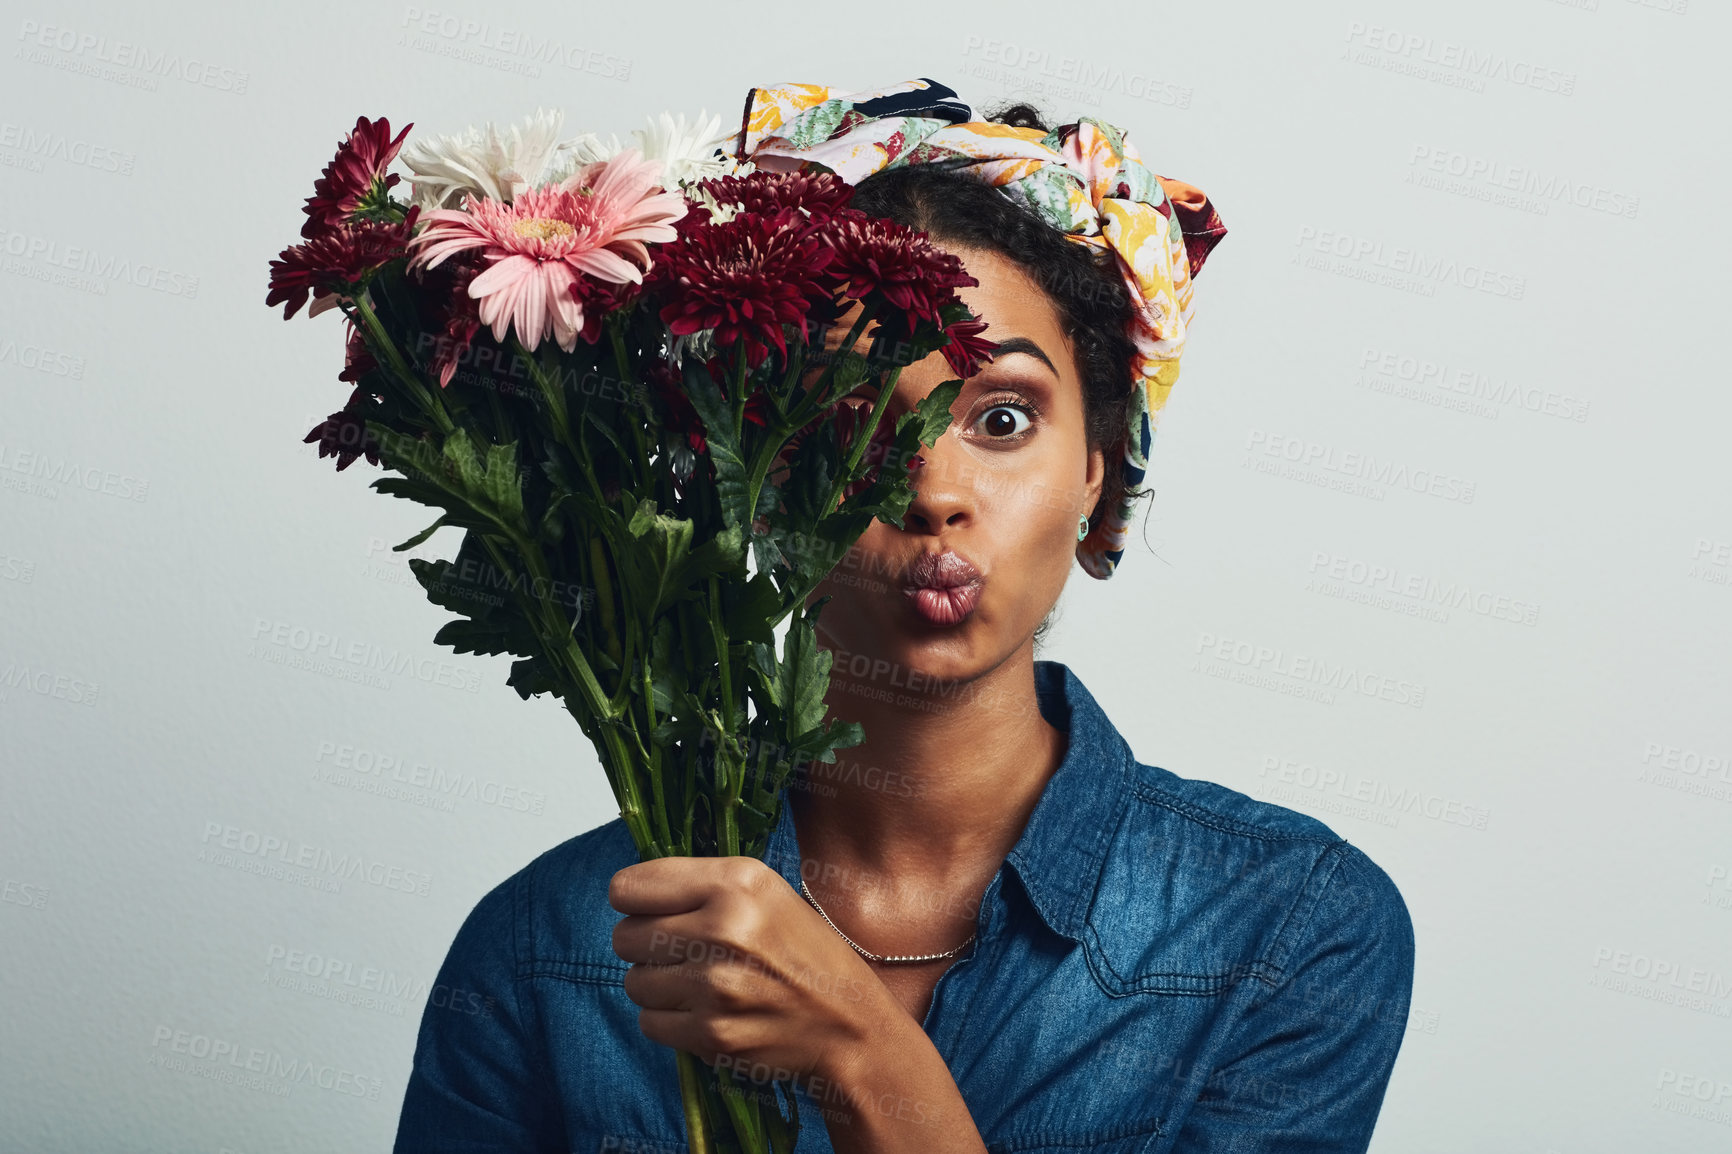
[396,661,1415,1153]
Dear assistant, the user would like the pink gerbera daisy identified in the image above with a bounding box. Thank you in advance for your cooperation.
[406,149,686,354]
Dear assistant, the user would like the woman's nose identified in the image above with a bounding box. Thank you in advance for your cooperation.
[900,438,973,536]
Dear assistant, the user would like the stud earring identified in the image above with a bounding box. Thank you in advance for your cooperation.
[1077,514,1090,542]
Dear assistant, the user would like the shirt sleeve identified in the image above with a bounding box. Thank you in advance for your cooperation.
[1167,843,1416,1154]
[394,872,563,1153]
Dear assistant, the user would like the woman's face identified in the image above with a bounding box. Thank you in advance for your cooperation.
[808,245,1105,688]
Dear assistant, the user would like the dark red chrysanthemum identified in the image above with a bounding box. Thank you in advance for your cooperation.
[817,214,977,327]
[409,250,484,388]
[337,322,378,384]
[570,274,641,346]
[741,389,770,428]
[650,209,836,366]
[648,361,706,454]
[304,388,382,471]
[697,170,858,221]
[266,209,420,320]
[302,116,412,240]
[938,314,995,379]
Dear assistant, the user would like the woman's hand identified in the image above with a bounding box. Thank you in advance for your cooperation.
[611,854,991,1152]
[607,855,890,1083]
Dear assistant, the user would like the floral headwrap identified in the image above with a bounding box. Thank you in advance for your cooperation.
[734,78,1227,579]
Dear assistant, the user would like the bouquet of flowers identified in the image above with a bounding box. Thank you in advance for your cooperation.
[266,109,992,1153]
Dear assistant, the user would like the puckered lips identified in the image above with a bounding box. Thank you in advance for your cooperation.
[902,549,984,627]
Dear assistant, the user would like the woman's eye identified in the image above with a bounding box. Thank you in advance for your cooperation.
[974,404,1032,438]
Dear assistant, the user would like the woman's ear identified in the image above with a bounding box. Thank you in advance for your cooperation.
[1084,443,1106,519]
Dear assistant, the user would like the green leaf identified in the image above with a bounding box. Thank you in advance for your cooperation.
[819,719,866,758]
[369,422,531,542]
[433,616,538,658]
[821,377,964,531]
[895,378,962,448]
[681,356,752,530]
[538,498,567,547]
[723,573,781,646]
[582,404,632,459]
[393,515,448,552]
[625,497,697,617]
[786,717,865,764]
[667,524,749,608]
[745,641,780,705]
[507,655,559,701]
[777,614,832,739]
[651,715,707,745]
[370,474,446,510]
[442,431,527,529]
[822,350,870,401]
[407,534,512,619]
[648,618,682,716]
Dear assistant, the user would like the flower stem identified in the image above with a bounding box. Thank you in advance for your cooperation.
[351,293,453,437]
[828,364,902,510]
[675,1053,717,1154]
[475,532,657,857]
[588,536,624,668]
[512,338,576,453]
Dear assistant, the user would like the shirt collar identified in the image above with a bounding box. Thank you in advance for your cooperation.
[764,660,1135,944]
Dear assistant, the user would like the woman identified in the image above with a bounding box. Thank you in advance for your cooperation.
[395,80,1414,1154]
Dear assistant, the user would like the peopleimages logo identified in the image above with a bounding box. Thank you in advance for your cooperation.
[0,226,200,297]
[198,821,433,897]
[249,617,483,694]
[1590,946,1732,1015]
[0,334,86,378]
[1193,631,1426,708]
[1407,145,1639,220]
[148,1026,382,1099]
[1307,550,1539,627]
[15,20,251,93]
[1258,756,1490,829]
[1294,227,1526,300]
[1342,21,1577,95]
[1357,348,1590,423]
[0,443,148,501]
[397,7,632,80]
[1244,429,1477,504]
[263,944,432,1016]
[0,662,100,707]
[1688,537,1732,589]
[958,35,1193,109]
[313,741,548,815]
[0,122,135,175]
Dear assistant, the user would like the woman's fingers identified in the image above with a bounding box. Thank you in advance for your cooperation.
[634,1002,769,1067]
[620,959,696,1011]
[607,855,779,916]
[607,858,713,916]
[611,913,734,966]
[622,951,767,1009]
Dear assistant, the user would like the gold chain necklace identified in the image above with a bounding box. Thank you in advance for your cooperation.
[799,878,977,965]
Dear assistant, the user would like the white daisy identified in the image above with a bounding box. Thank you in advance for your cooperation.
[400,107,578,209]
[567,111,752,190]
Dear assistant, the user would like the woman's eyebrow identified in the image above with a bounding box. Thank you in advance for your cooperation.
[989,336,1058,376]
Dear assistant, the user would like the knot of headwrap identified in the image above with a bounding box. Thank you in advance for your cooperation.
[734,78,1226,579]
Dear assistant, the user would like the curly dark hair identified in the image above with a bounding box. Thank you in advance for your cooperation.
[848,101,1145,540]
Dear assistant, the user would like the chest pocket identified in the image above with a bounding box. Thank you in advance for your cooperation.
[1082,790,1332,996]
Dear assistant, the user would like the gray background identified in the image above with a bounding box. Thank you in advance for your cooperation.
[2,0,1727,1150]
